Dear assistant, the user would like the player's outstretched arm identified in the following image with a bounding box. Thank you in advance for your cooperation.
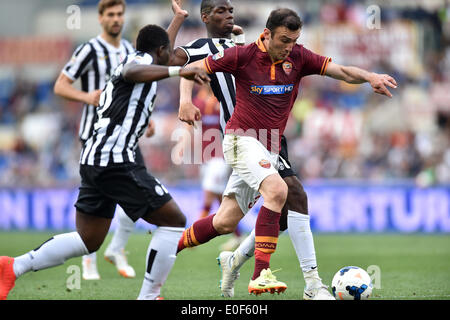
[123,62,209,85]
[166,0,189,52]
[325,62,398,98]
[179,66,210,84]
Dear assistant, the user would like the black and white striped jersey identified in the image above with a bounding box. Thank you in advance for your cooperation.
[178,38,236,132]
[80,52,157,166]
[63,35,135,142]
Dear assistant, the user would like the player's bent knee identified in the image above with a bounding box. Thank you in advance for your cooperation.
[77,233,103,253]
[75,213,110,253]
[260,175,288,207]
[157,211,186,228]
[171,212,187,228]
[142,200,187,228]
[267,183,288,207]
[83,238,103,254]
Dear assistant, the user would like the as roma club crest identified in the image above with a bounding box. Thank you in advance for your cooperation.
[259,159,271,169]
[212,51,224,61]
[282,62,292,75]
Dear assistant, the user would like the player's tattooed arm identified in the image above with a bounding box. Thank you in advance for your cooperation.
[325,62,398,98]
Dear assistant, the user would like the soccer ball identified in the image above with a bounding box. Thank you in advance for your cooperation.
[331,266,373,300]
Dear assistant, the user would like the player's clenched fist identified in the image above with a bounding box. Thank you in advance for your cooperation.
[179,102,202,127]
[88,90,103,107]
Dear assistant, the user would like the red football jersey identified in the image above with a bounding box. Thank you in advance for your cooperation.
[204,33,331,152]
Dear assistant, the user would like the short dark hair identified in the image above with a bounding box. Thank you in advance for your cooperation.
[266,8,303,33]
[200,0,223,15]
[98,0,126,15]
[136,25,169,53]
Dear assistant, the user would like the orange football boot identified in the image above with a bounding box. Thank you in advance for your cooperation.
[0,256,16,300]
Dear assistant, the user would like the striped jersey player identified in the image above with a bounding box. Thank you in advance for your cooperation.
[62,36,134,142]
[80,52,157,166]
[53,0,138,281]
[0,21,210,301]
[178,37,236,132]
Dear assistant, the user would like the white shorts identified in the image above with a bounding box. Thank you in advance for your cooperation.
[222,134,280,215]
[201,157,231,195]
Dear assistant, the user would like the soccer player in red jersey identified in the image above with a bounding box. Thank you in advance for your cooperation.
[176,0,334,299]
[177,7,397,296]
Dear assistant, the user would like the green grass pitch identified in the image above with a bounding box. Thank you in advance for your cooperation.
[1,231,449,300]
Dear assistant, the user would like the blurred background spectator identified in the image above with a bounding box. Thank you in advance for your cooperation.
[0,0,449,188]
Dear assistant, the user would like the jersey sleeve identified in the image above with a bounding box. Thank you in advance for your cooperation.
[178,39,211,66]
[125,53,153,66]
[116,53,153,78]
[204,45,240,75]
[62,43,94,81]
[298,46,332,78]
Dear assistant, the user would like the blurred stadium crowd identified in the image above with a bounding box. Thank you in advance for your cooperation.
[0,0,449,187]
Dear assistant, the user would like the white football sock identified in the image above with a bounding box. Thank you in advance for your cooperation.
[287,211,318,274]
[106,210,135,253]
[137,227,184,300]
[229,229,255,271]
[237,229,255,258]
[13,232,88,278]
[82,252,97,264]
